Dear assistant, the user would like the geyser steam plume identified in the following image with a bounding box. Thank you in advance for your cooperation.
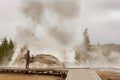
[9,0,82,67]
[9,0,120,68]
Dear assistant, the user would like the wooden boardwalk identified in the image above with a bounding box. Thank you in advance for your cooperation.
[0,68,68,78]
[66,69,101,80]
[0,68,104,80]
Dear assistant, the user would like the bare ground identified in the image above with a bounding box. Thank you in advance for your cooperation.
[0,73,64,80]
[96,70,120,80]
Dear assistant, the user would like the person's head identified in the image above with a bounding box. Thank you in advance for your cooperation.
[27,50,30,54]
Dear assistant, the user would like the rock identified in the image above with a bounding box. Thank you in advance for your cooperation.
[18,54,65,68]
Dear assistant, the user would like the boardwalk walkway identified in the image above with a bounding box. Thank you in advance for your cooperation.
[0,68,68,78]
[66,69,101,80]
[0,68,102,80]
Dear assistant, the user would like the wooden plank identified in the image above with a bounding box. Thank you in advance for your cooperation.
[0,68,68,77]
[66,69,101,80]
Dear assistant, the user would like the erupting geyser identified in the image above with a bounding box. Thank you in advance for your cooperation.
[9,0,81,68]
[8,0,120,68]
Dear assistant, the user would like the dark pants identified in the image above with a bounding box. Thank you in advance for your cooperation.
[26,59,29,69]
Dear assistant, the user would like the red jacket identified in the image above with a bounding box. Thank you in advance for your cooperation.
[27,52,30,60]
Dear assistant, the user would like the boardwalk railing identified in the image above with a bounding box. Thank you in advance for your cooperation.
[0,68,68,78]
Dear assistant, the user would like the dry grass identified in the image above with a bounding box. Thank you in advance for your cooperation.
[96,70,120,80]
[0,73,65,80]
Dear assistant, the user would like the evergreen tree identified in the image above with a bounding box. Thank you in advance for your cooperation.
[2,37,9,56]
[9,39,14,49]
[83,28,90,51]
[0,37,15,64]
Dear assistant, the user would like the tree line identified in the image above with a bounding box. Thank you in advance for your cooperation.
[0,38,15,64]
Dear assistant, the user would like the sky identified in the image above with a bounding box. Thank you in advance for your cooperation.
[80,0,120,44]
[0,0,120,44]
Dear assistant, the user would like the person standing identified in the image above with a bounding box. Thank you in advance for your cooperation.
[24,50,30,69]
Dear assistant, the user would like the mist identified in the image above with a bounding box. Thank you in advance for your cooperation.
[8,0,81,67]
[8,0,120,68]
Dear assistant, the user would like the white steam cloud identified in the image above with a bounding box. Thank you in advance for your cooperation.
[9,0,81,67]
[9,0,120,68]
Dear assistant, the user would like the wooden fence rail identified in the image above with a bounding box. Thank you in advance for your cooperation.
[0,68,68,78]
